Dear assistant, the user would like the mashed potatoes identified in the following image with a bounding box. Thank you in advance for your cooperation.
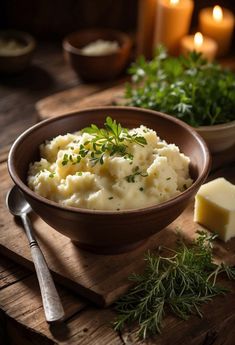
[27,118,192,210]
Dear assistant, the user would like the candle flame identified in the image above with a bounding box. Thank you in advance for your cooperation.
[213,5,223,22]
[194,32,203,47]
[170,0,179,5]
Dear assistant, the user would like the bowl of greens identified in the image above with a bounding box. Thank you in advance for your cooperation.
[124,47,235,153]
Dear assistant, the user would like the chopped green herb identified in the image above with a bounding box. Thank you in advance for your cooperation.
[139,187,144,191]
[166,177,171,180]
[76,172,83,176]
[62,153,69,166]
[49,172,55,178]
[108,196,114,200]
[114,231,235,339]
[126,167,148,183]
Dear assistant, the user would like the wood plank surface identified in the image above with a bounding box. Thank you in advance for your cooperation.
[36,83,126,120]
[1,158,235,309]
[35,84,107,119]
[0,162,192,307]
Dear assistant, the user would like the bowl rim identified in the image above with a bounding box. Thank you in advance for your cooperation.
[196,119,235,132]
[62,28,132,57]
[0,30,36,57]
[8,106,211,216]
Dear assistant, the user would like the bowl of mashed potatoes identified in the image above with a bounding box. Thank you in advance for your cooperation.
[8,107,210,254]
[0,30,35,73]
[63,29,132,81]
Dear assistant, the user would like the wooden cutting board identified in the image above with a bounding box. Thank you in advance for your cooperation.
[1,161,235,307]
[36,83,126,120]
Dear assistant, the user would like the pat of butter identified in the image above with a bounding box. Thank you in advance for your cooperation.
[194,178,235,242]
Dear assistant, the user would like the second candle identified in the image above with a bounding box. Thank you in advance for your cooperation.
[153,0,194,55]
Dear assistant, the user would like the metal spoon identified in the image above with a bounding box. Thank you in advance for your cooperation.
[6,185,64,323]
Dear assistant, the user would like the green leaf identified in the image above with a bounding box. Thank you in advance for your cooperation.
[125,48,235,126]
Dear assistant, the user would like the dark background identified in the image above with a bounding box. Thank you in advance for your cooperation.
[0,0,234,41]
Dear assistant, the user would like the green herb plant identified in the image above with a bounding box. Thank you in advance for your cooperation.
[114,230,235,339]
[61,117,147,166]
[125,46,235,126]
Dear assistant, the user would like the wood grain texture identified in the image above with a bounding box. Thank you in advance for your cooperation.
[0,256,31,289]
[35,84,106,119]
[0,274,87,344]
[0,163,186,307]
[0,258,122,345]
[0,42,79,161]
[2,160,235,309]
[37,83,126,120]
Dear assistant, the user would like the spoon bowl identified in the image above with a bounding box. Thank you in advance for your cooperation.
[7,185,32,216]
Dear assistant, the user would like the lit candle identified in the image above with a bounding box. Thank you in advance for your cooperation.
[180,32,218,61]
[136,0,158,59]
[153,0,194,55]
[199,5,235,57]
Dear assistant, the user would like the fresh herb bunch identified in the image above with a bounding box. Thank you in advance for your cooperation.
[61,117,147,166]
[125,46,235,126]
[114,231,235,339]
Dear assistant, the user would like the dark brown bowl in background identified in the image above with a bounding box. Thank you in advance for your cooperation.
[0,30,36,73]
[63,29,132,82]
[8,107,211,254]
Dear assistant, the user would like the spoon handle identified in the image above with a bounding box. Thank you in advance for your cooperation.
[21,214,65,322]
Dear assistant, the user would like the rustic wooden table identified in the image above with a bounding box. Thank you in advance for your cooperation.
[1,42,235,345]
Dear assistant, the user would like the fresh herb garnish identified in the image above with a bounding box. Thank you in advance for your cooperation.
[60,117,147,166]
[82,117,147,165]
[125,166,148,183]
[114,230,235,339]
[125,46,235,126]
[62,153,69,166]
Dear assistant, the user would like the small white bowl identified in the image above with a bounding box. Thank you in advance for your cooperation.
[196,120,235,154]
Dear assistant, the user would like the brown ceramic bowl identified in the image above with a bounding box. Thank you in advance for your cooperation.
[8,107,210,254]
[196,120,235,154]
[63,29,132,82]
[0,30,35,73]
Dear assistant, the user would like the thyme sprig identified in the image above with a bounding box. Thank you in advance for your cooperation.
[61,117,147,166]
[114,231,235,339]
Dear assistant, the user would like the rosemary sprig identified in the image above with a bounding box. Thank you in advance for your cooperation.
[114,231,235,339]
[61,117,147,166]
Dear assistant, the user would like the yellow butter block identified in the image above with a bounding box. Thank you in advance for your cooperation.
[194,178,235,242]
